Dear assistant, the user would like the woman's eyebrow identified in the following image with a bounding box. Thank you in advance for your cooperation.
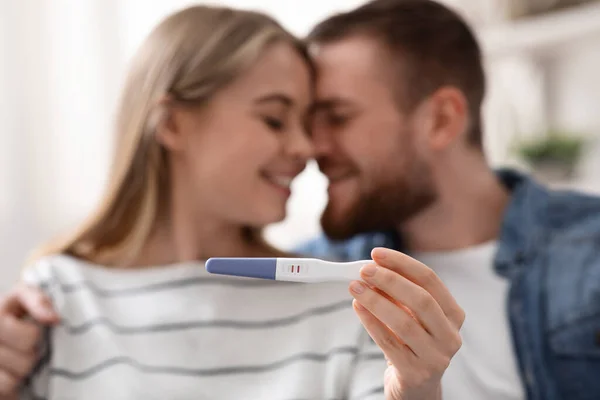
[254,93,293,107]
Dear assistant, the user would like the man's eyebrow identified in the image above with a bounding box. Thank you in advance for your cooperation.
[311,97,355,111]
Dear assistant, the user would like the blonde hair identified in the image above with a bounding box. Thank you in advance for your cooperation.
[30,6,310,266]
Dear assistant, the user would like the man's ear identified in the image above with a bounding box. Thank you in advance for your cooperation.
[421,87,468,151]
[155,95,186,152]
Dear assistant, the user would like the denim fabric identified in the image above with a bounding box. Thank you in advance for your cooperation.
[296,169,600,400]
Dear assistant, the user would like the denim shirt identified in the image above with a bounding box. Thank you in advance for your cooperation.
[296,169,600,400]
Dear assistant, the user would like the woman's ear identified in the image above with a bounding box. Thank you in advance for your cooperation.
[155,95,185,152]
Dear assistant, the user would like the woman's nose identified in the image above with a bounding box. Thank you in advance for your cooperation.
[286,127,315,161]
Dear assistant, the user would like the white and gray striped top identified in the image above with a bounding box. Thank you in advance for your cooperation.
[20,254,387,400]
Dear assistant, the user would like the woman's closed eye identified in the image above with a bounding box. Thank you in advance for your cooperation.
[263,116,284,131]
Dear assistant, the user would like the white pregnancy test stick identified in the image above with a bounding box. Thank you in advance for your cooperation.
[205,257,371,283]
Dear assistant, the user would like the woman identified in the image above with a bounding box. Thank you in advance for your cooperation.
[1,5,463,400]
[15,5,381,399]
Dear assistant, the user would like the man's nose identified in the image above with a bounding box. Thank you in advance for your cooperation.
[311,126,335,159]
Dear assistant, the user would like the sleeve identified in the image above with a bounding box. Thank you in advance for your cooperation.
[347,329,387,400]
[18,260,56,400]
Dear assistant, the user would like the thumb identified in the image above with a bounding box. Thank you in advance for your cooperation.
[0,284,59,324]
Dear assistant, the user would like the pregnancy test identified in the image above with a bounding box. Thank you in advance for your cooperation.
[205,257,371,283]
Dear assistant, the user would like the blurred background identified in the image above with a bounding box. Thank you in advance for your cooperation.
[1,0,599,292]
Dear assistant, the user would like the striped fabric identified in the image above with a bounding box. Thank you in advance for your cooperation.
[20,255,387,400]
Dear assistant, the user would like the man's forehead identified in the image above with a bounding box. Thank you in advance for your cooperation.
[312,36,386,76]
[313,71,358,108]
[312,36,392,101]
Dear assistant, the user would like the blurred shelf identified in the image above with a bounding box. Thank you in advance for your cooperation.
[480,2,600,58]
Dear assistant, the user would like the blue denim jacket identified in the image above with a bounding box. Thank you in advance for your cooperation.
[297,169,600,400]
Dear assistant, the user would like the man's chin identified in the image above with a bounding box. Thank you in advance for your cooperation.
[320,206,358,241]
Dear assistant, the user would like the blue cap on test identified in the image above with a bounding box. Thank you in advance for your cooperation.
[205,258,277,280]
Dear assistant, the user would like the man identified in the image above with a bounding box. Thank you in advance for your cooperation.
[1,0,599,399]
[298,1,600,400]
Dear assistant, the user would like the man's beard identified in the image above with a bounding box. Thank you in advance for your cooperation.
[321,154,437,241]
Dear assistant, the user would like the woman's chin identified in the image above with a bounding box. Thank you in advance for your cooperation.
[249,206,287,227]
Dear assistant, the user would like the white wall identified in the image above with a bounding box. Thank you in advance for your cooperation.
[1,0,599,293]
[546,37,600,187]
[0,0,364,292]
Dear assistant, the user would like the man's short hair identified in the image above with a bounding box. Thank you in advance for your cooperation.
[307,0,486,148]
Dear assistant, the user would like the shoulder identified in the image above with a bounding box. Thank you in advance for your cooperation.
[20,253,87,315]
[20,253,103,300]
[501,168,600,238]
[530,185,600,243]
[21,253,83,287]
[294,232,397,261]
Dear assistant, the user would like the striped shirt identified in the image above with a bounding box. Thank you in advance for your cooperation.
[20,254,387,400]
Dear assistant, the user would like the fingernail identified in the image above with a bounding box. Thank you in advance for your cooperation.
[361,264,377,277]
[350,281,365,294]
[371,247,387,259]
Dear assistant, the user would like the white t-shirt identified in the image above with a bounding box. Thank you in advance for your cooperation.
[21,254,387,400]
[412,241,525,400]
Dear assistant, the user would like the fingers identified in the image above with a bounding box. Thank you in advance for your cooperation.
[0,284,59,324]
[371,247,465,329]
[0,285,54,399]
[351,248,464,396]
[0,346,38,379]
[352,299,414,367]
[0,285,54,355]
[349,281,437,358]
[0,370,18,397]
[359,263,454,341]
[0,316,41,354]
